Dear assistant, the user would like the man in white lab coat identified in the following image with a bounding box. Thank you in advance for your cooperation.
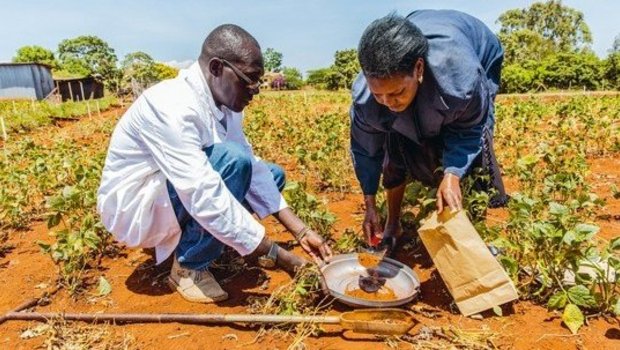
[97,24,332,303]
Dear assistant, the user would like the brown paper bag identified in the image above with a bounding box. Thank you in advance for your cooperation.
[418,210,518,316]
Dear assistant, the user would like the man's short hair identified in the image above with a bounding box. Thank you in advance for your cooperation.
[358,13,428,78]
[199,24,260,65]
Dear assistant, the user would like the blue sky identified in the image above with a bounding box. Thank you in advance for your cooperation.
[2,1,618,74]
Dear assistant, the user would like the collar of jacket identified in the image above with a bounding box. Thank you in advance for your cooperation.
[183,62,226,122]
[389,70,449,143]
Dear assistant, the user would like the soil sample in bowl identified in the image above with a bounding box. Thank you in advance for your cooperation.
[345,284,397,301]
[357,252,382,268]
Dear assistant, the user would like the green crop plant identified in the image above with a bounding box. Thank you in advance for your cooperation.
[333,228,366,254]
[282,181,336,240]
[0,96,117,134]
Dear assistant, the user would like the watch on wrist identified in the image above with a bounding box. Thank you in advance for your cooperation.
[258,242,279,268]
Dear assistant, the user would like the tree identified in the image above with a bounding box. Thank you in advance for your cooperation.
[152,62,179,81]
[282,67,303,90]
[122,51,156,85]
[263,48,283,72]
[120,52,179,95]
[611,34,620,54]
[500,62,541,93]
[12,45,57,68]
[498,29,554,65]
[57,35,120,90]
[497,0,592,65]
[305,49,361,90]
[306,68,333,89]
[500,51,604,93]
[122,52,178,83]
[326,49,360,90]
[604,46,620,90]
[539,51,602,90]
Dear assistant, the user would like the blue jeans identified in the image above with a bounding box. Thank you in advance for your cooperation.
[166,142,286,270]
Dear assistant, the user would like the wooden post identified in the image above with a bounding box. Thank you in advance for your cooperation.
[31,98,36,111]
[11,101,17,114]
[0,115,7,141]
[79,81,86,101]
[0,115,7,162]
[68,82,74,101]
[86,100,92,117]
[96,100,101,117]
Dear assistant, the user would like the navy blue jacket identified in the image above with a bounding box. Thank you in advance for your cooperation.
[350,9,504,195]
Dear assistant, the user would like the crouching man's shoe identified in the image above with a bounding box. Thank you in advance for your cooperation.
[167,259,229,303]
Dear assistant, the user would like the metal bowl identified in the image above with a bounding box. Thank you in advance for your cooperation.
[320,253,420,308]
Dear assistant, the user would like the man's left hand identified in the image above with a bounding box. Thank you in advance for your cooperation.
[437,173,463,213]
[299,229,332,264]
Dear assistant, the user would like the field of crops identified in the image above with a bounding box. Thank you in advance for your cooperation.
[0,90,618,349]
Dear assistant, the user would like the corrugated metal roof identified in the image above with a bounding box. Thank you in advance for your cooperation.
[0,62,53,69]
[0,64,54,100]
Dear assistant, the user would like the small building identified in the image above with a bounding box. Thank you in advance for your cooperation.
[0,62,55,100]
[55,76,104,102]
[262,71,285,90]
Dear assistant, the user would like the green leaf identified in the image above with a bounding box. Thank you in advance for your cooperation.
[549,202,568,216]
[609,237,620,251]
[573,224,599,241]
[37,241,51,252]
[548,292,568,310]
[295,285,308,296]
[47,195,65,210]
[421,198,436,207]
[567,285,597,308]
[499,256,518,277]
[575,272,593,284]
[562,230,576,245]
[562,304,584,334]
[517,154,539,167]
[492,305,503,316]
[613,298,620,316]
[62,185,77,199]
[47,212,62,228]
[97,276,112,296]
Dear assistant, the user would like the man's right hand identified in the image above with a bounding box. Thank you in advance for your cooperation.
[363,195,383,245]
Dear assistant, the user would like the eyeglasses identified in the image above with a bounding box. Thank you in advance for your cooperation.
[220,58,263,91]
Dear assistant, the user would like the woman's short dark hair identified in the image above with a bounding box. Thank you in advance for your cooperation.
[358,13,428,78]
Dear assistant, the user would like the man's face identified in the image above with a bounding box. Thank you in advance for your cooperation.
[209,46,264,113]
[365,59,424,113]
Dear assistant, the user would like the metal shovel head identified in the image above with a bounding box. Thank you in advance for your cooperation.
[340,308,417,335]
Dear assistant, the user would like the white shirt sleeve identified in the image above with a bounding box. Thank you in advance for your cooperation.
[137,103,265,256]
[226,112,288,219]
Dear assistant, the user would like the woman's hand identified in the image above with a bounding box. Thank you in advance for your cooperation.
[437,173,462,213]
[363,196,383,245]
[299,229,332,264]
